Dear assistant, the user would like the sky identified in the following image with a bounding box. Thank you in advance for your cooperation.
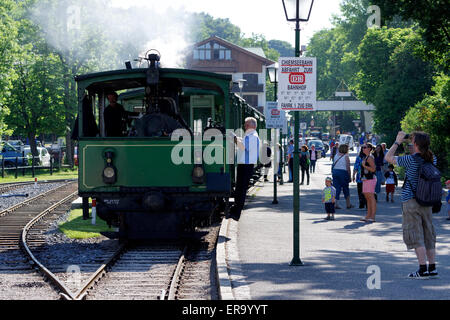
[110,0,343,47]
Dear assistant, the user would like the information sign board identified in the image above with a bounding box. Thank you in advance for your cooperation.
[278,57,317,111]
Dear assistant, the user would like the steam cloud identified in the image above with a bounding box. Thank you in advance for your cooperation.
[29,0,195,70]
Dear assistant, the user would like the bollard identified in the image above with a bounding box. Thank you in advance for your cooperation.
[34,177,37,188]
[91,199,97,225]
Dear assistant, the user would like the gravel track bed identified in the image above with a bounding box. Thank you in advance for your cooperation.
[87,245,182,300]
[177,223,221,300]
[0,182,67,211]
[30,209,121,294]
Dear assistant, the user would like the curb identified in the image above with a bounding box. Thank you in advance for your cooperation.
[216,217,234,300]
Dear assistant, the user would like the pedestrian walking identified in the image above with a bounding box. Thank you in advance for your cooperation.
[373,144,385,200]
[287,140,294,182]
[381,143,389,173]
[322,177,336,220]
[277,143,283,181]
[446,180,450,221]
[331,144,353,209]
[263,143,271,182]
[352,149,367,209]
[229,117,261,221]
[309,144,318,173]
[385,131,438,279]
[299,145,310,185]
[384,164,398,202]
[330,142,339,162]
[360,143,377,222]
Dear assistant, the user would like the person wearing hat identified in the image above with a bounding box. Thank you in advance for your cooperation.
[322,177,336,220]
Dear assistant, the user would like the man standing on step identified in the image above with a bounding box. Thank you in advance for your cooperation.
[229,117,261,221]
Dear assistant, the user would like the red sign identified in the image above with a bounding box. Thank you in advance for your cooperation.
[289,73,305,84]
[271,109,280,116]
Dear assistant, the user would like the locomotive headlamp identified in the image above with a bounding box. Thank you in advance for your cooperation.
[102,151,117,184]
[192,165,205,184]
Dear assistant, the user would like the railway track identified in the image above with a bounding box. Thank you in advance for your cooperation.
[0,179,77,195]
[0,181,78,299]
[74,223,221,300]
[1,179,222,300]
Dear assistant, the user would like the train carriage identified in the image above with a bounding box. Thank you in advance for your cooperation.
[74,54,265,239]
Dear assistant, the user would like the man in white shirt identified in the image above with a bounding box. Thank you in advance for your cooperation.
[230,117,261,220]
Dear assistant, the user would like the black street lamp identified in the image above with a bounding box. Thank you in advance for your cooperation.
[282,0,314,267]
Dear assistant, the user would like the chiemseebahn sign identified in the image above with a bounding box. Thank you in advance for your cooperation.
[278,57,316,111]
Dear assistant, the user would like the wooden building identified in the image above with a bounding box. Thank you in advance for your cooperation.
[185,36,276,114]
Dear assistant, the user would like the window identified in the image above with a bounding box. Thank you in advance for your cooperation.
[194,42,231,60]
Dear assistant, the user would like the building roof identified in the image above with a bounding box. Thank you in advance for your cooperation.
[193,36,275,66]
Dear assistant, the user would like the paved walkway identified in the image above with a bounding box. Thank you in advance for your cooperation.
[224,153,450,300]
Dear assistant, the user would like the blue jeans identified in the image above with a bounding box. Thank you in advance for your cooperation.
[375,170,383,194]
[332,169,350,200]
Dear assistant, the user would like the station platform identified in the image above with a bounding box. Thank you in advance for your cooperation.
[218,155,450,300]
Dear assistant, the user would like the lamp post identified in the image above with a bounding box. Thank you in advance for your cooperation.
[267,63,279,204]
[282,0,314,266]
[237,78,246,98]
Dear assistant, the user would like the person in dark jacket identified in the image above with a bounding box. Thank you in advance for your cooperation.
[309,144,319,173]
[104,92,129,137]
[373,144,385,200]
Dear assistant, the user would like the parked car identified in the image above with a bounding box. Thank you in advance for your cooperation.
[0,142,26,166]
[23,146,51,166]
[338,134,355,151]
[307,139,326,157]
[6,140,25,152]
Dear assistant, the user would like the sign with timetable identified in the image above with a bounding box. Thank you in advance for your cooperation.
[278,57,317,111]
[265,101,287,131]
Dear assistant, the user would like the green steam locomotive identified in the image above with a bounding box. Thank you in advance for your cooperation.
[74,53,266,239]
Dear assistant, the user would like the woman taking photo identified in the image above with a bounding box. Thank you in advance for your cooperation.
[361,143,377,222]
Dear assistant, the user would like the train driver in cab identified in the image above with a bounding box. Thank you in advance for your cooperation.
[104,91,129,137]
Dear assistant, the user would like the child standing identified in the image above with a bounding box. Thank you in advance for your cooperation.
[384,164,398,202]
[322,177,336,220]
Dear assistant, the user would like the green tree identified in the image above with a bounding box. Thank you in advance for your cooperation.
[401,74,450,178]
[355,27,434,144]
[0,0,20,137]
[189,12,242,44]
[371,0,450,70]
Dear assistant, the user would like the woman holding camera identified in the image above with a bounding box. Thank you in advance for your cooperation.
[360,143,377,222]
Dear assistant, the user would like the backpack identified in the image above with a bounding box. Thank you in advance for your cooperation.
[408,154,442,209]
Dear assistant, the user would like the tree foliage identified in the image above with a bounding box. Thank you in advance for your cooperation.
[401,73,450,178]
[371,0,450,70]
[355,27,434,144]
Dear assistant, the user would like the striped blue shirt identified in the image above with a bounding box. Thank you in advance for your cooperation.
[396,153,437,202]
[237,130,260,164]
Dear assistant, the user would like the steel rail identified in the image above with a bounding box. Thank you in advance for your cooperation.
[20,189,79,300]
[0,180,76,218]
[167,246,188,300]
[73,243,128,300]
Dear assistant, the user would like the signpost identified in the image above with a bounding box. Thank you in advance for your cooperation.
[265,102,287,205]
[277,57,317,266]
